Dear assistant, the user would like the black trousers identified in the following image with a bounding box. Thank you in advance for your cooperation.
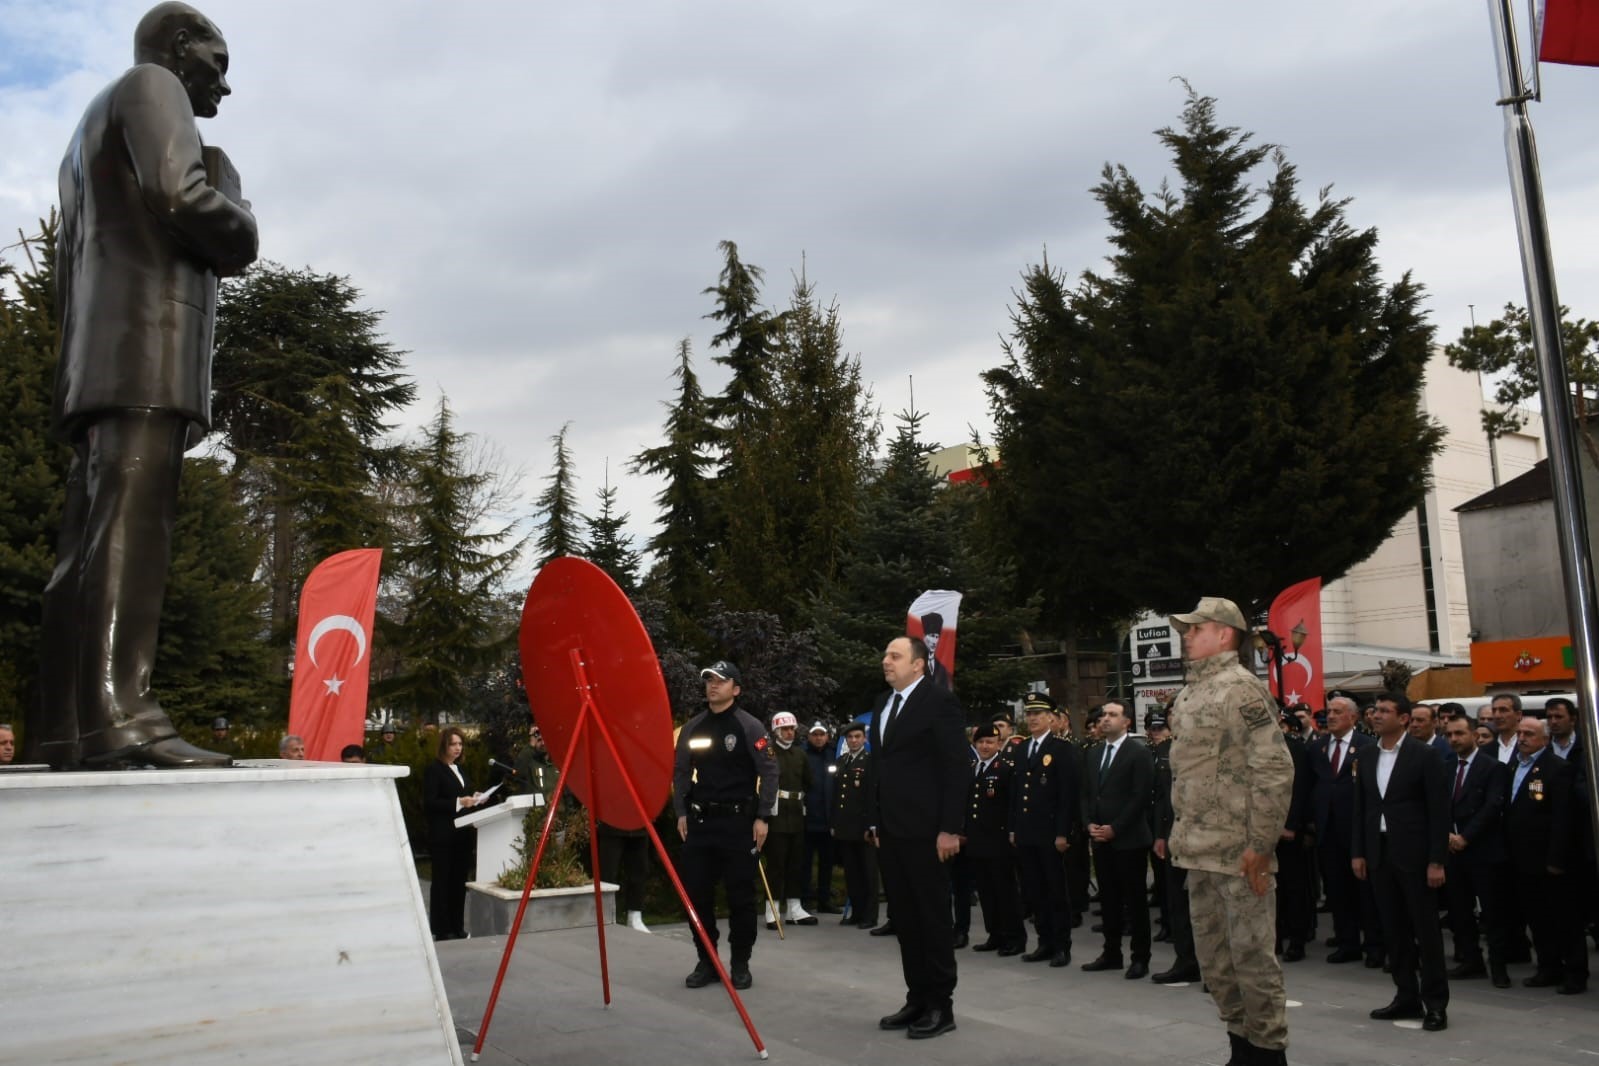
[1517,868,1589,981]
[878,835,957,1011]
[598,825,648,914]
[1275,836,1313,948]
[950,851,974,934]
[1445,856,1507,967]
[1165,862,1197,968]
[1065,828,1091,915]
[680,817,758,964]
[835,836,879,924]
[428,828,472,938]
[1015,842,1071,951]
[1370,842,1448,1011]
[1319,833,1383,953]
[763,828,805,904]
[1093,843,1151,962]
[801,828,836,907]
[970,849,1025,947]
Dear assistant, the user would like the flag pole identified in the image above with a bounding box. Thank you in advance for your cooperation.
[1484,0,1599,829]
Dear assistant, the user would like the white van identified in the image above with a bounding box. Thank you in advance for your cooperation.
[1429,692,1579,720]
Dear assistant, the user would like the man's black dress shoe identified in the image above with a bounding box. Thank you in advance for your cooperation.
[997,943,1026,957]
[1524,971,1562,988]
[1448,960,1486,979]
[952,932,969,949]
[971,939,1001,952]
[1422,1008,1447,1031]
[1369,999,1424,1021]
[1326,947,1362,964]
[1021,946,1052,963]
[868,921,896,936]
[1282,941,1305,963]
[1151,963,1201,984]
[1049,949,1071,968]
[731,964,752,990]
[1364,952,1385,969]
[684,961,718,989]
[1559,979,1588,995]
[1491,966,1511,988]
[907,1007,956,1040]
[1124,961,1149,980]
[1081,954,1123,972]
[879,1003,921,1030]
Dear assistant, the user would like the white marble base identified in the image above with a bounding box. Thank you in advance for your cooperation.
[1,763,462,1065]
[465,880,618,937]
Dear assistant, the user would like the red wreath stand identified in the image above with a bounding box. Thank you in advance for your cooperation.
[469,557,767,1060]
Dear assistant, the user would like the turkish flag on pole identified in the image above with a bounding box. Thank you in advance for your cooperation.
[1541,0,1599,66]
[288,548,383,760]
[1267,577,1323,707]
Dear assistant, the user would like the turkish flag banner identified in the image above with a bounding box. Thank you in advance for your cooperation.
[1541,0,1599,66]
[288,548,383,760]
[1267,577,1323,708]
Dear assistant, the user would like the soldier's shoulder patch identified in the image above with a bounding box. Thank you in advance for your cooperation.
[1240,696,1275,730]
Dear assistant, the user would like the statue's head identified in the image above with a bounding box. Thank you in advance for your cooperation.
[134,3,230,118]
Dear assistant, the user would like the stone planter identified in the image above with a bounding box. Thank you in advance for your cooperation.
[465,880,618,936]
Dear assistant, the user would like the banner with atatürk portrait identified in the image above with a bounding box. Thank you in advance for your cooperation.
[906,590,962,691]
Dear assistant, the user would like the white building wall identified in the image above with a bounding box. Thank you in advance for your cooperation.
[1322,351,1543,658]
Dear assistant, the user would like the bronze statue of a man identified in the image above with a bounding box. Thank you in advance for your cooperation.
[26,3,258,769]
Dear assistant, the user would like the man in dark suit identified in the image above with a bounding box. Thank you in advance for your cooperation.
[27,2,258,769]
[1081,698,1155,979]
[867,636,969,1040]
[1351,692,1451,1031]
[1440,713,1511,987]
[966,721,1026,955]
[1506,714,1587,994]
[1308,694,1381,965]
[1009,693,1078,965]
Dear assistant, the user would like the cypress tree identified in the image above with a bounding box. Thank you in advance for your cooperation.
[533,422,584,567]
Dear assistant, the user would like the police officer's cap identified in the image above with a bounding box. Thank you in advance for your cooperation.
[1170,596,1249,634]
[212,716,228,730]
[1023,692,1057,714]
[842,721,867,736]
[972,721,1000,741]
[700,660,742,683]
[1145,710,1168,731]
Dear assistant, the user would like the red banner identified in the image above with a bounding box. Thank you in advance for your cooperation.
[288,548,383,760]
[906,590,961,690]
[1542,0,1599,66]
[1267,577,1323,707]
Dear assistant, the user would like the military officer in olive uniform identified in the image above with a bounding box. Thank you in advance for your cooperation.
[1168,598,1295,1066]
[764,710,817,928]
[1011,693,1080,966]
[831,721,880,928]
[966,721,1026,954]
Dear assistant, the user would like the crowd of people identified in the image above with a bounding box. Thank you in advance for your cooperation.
[661,607,1594,1062]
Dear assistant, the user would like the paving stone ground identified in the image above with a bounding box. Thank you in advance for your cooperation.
[435,909,1599,1066]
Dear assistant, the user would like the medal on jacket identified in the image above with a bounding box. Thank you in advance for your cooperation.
[1530,778,1545,800]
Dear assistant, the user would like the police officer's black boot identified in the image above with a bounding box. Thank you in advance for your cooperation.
[684,959,717,988]
[730,957,752,990]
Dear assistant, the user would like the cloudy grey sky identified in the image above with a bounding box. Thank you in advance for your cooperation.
[4,1,1597,575]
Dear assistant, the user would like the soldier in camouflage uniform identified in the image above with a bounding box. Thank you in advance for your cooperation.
[1168,597,1294,1066]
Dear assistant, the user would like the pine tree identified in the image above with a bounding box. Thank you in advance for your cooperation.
[984,91,1442,626]
[211,264,415,659]
[717,272,879,619]
[584,463,641,595]
[0,217,69,721]
[382,399,526,725]
[533,422,584,566]
[631,339,718,629]
[702,240,780,435]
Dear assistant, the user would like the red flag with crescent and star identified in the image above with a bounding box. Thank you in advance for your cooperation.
[288,548,383,760]
[1267,577,1323,708]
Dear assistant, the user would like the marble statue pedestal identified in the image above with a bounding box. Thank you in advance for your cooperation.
[1,762,462,1064]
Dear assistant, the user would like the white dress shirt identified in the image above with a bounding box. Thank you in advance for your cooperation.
[1374,734,1403,832]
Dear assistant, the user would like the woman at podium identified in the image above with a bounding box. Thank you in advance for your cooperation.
[425,726,484,940]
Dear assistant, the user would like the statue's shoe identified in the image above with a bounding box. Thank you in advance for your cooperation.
[82,734,232,769]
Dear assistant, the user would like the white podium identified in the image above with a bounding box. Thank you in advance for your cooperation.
[2,762,462,1065]
[457,791,543,883]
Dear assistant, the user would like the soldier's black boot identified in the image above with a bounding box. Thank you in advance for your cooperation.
[1224,1032,1249,1065]
[1254,1046,1287,1065]
[730,958,752,990]
[684,960,717,988]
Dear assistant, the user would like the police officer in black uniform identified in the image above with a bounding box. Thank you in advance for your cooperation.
[967,721,1026,954]
[831,720,880,928]
[672,661,779,991]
